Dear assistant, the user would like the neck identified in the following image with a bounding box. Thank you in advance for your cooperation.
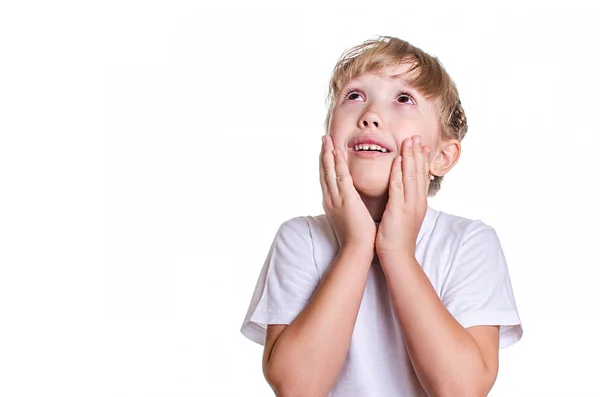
[359,192,387,223]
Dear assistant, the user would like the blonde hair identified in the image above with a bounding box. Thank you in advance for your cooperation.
[324,36,468,197]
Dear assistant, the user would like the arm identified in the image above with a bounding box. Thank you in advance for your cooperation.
[263,135,377,396]
[263,246,373,397]
[374,136,509,396]
[379,254,499,397]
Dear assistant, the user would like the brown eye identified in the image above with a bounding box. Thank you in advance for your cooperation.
[343,88,365,101]
[397,93,415,104]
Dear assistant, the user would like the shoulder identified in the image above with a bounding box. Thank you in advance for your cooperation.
[278,214,334,239]
[274,214,335,247]
[431,207,498,243]
[276,215,339,271]
[277,214,327,235]
[277,215,310,234]
[432,209,507,278]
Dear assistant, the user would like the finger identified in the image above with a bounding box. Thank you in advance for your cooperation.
[319,136,328,194]
[319,136,332,208]
[424,145,431,195]
[388,154,405,204]
[413,136,426,201]
[323,136,340,203]
[402,138,418,205]
[333,148,354,198]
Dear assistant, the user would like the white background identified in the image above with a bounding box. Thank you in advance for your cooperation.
[1,1,599,396]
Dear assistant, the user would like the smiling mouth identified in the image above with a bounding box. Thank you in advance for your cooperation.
[353,143,390,153]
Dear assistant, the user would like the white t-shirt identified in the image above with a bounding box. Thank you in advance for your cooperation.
[240,206,523,396]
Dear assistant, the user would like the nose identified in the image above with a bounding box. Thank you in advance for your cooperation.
[358,111,382,129]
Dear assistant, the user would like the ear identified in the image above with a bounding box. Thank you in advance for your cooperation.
[430,139,461,177]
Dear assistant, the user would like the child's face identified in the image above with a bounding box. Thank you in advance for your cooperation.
[329,63,441,198]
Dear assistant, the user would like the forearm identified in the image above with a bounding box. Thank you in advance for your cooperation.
[380,254,489,397]
[266,246,373,397]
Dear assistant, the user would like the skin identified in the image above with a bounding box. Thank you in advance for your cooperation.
[262,63,501,397]
[321,63,501,396]
[328,62,461,222]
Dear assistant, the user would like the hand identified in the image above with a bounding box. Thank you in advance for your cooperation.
[375,135,431,260]
[319,135,376,253]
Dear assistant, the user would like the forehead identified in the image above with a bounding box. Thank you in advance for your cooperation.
[352,63,419,89]
[380,63,419,81]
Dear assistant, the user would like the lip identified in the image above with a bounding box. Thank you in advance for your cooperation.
[348,135,395,154]
[352,150,390,159]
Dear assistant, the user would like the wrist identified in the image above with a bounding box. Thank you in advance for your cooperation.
[376,249,415,266]
[340,244,375,260]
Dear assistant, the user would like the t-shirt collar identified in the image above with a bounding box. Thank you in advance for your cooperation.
[374,205,437,239]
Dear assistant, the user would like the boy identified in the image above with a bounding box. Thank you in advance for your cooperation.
[240,36,523,397]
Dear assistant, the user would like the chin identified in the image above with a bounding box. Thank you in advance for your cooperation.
[352,176,389,198]
[349,164,391,198]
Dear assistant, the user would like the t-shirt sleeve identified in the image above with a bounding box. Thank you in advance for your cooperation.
[240,217,321,346]
[441,221,523,349]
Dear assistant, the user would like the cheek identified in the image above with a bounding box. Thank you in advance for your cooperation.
[325,133,349,162]
[391,119,437,150]
[328,120,353,151]
[329,106,358,130]
[329,136,345,152]
[329,115,352,133]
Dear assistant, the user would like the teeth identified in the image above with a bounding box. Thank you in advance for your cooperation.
[354,144,387,152]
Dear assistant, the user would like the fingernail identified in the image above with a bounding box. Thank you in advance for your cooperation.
[407,140,413,148]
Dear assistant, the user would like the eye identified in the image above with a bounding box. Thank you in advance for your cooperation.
[343,88,365,102]
[396,91,416,105]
